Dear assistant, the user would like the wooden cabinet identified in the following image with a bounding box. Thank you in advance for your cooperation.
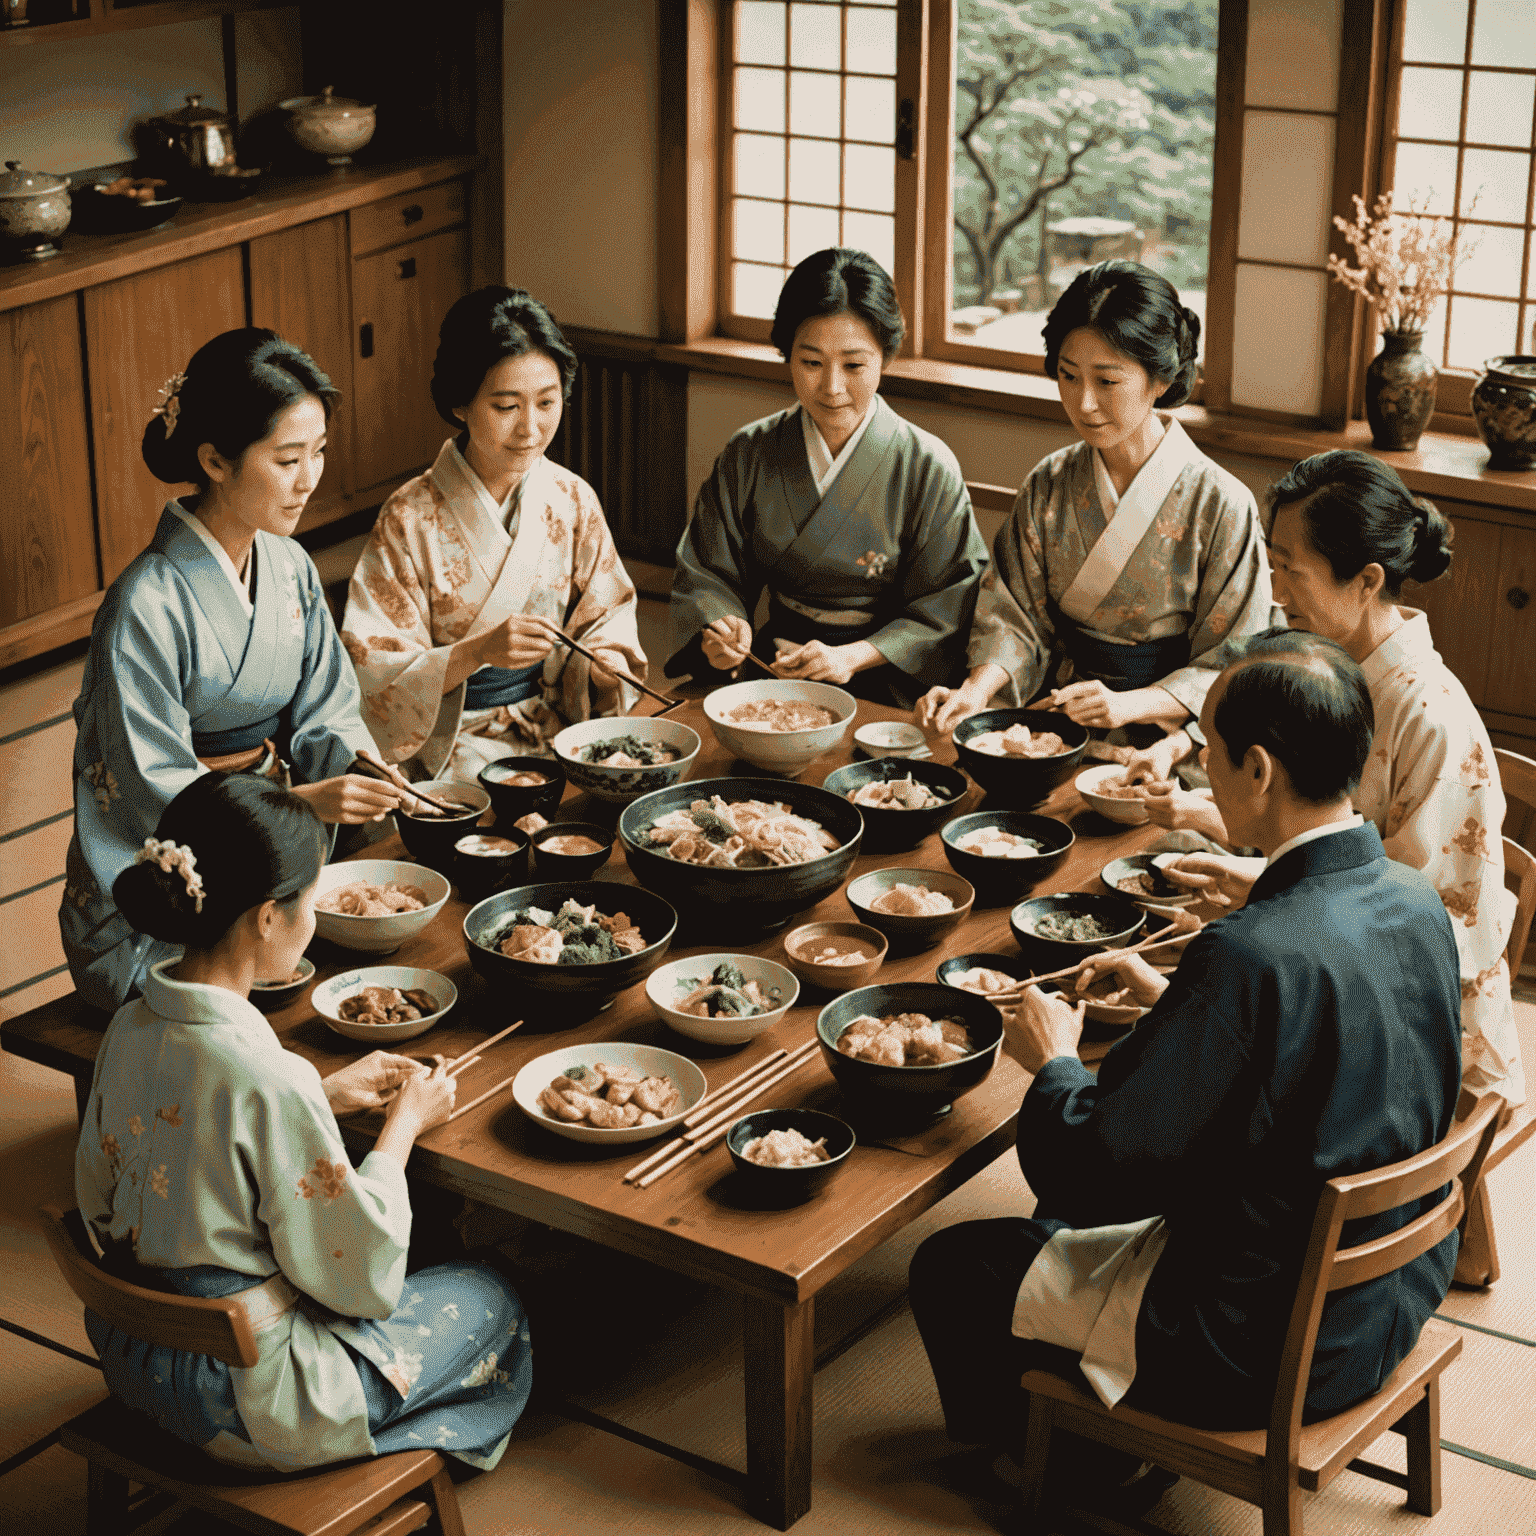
[83,249,244,584]
[1407,515,1502,706]
[1485,523,1536,723]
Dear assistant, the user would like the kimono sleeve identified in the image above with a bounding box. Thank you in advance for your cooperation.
[967,476,1057,705]
[284,548,376,783]
[557,489,645,720]
[247,1062,411,1320]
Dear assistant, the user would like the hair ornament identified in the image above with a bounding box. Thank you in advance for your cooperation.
[151,371,189,439]
[135,836,205,912]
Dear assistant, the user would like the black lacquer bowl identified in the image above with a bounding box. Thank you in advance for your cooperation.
[478,755,566,824]
[1008,891,1145,971]
[394,780,490,865]
[619,776,864,933]
[951,710,1089,805]
[726,1109,856,1201]
[463,881,678,1012]
[940,810,1074,899]
[820,758,969,852]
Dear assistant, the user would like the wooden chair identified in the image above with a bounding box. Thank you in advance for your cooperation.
[38,1206,465,1536]
[1495,746,1536,860]
[1016,1094,1505,1536]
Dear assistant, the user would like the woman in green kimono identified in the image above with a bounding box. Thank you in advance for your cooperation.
[667,248,988,706]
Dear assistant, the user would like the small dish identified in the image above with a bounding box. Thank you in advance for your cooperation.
[1100,852,1194,907]
[845,867,975,953]
[645,952,799,1045]
[726,1108,856,1199]
[853,721,927,758]
[1075,764,1151,825]
[1035,977,1147,1040]
[249,955,315,1011]
[782,921,888,991]
[531,820,614,879]
[312,965,456,1043]
[454,828,530,899]
[511,1042,707,1145]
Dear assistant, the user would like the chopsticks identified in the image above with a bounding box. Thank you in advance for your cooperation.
[448,1073,519,1123]
[353,750,463,816]
[986,919,1198,1004]
[553,628,687,712]
[445,1019,524,1072]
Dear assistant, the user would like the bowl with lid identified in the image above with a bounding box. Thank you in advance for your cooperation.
[280,85,377,166]
[0,160,70,261]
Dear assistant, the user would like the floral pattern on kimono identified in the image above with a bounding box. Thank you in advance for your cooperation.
[968,424,1273,713]
[1357,611,1524,1106]
[341,442,645,784]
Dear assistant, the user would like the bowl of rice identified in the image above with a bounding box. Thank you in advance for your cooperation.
[311,859,451,954]
[702,680,856,775]
[952,709,1088,805]
[552,716,701,804]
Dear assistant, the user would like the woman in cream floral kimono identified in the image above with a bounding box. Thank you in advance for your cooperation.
[342,287,645,782]
[78,772,531,1470]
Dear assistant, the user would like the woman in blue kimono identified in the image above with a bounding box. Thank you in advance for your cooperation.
[60,329,403,1011]
[668,248,989,706]
[79,772,530,1471]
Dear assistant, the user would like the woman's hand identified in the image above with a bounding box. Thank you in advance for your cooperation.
[1047,680,1137,730]
[585,649,630,687]
[1161,852,1263,910]
[772,638,878,685]
[1124,729,1194,786]
[1138,784,1231,844]
[385,1057,457,1134]
[477,614,558,671]
[1001,985,1085,1076]
[914,663,1008,736]
[322,1050,426,1115]
[701,616,753,671]
[1075,952,1168,1008]
[291,774,401,825]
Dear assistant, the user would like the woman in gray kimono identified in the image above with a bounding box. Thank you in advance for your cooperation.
[668,248,988,706]
[917,262,1272,741]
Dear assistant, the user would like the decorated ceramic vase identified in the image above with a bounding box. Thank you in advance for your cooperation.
[1471,357,1536,471]
[0,160,70,261]
[1364,331,1437,452]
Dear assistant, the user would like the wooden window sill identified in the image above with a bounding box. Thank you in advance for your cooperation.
[649,333,1536,517]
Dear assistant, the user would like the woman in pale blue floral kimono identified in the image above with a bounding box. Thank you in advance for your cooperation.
[77,772,531,1471]
[61,329,407,1012]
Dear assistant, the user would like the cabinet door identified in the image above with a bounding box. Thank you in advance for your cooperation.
[1405,514,1502,707]
[83,250,245,584]
[1485,523,1536,720]
[350,226,469,491]
[0,295,98,629]
[250,216,355,497]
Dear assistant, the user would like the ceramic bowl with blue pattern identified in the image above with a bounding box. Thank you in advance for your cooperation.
[552,716,701,804]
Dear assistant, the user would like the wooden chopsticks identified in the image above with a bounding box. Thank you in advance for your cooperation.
[352,750,463,816]
[553,628,687,711]
[986,919,1199,1004]
[445,1019,524,1072]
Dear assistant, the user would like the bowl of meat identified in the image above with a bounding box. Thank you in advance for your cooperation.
[726,1108,856,1200]
[249,955,316,1012]
[820,759,970,852]
[529,820,613,879]
[816,982,1004,1119]
[644,953,800,1045]
[311,860,452,954]
[845,867,975,952]
[1100,852,1195,908]
[462,881,678,1011]
[702,680,857,775]
[939,810,1074,898]
[478,755,566,824]
[951,709,1089,804]
[512,1042,707,1144]
[1008,892,1145,971]
[1075,763,1169,825]
[312,965,457,1043]
[393,780,491,864]
[938,951,1148,1039]
[619,777,864,933]
[552,717,701,804]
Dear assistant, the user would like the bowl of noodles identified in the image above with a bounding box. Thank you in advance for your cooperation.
[703,680,857,775]
[618,776,864,933]
[552,716,701,804]
[951,709,1088,805]
[311,859,451,954]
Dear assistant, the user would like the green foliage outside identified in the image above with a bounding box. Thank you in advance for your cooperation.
[953,0,1219,310]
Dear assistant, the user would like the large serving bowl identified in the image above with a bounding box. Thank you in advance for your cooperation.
[619,776,864,933]
[816,982,1004,1120]
[478,755,566,825]
[463,881,678,1012]
[1076,763,1151,825]
[1009,891,1145,971]
[702,680,857,775]
[782,921,888,992]
[312,859,450,954]
[940,810,1074,900]
[845,867,974,953]
[644,952,800,1045]
[726,1108,856,1200]
[820,758,969,853]
[394,780,490,864]
[512,1042,707,1145]
[312,965,457,1044]
[552,716,701,805]
[952,709,1089,804]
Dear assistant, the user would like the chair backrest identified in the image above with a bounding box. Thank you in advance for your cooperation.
[1505,835,1536,978]
[38,1206,261,1369]
[1495,746,1536,852]
[1266,1094,1504,1457]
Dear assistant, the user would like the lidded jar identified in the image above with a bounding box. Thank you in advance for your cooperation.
[145,94,238,178]
[279,85,376,167]
[0,160,71,261]
[1471,357,1536,471]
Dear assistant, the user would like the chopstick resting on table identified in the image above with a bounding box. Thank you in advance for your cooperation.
[352,751,463,816]
[552,628,687,712]
[445,1019,524,1073]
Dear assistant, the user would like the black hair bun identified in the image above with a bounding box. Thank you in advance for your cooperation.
[1408,499,1453,584]
[112,857,206,946]
[1179,305,1202,360]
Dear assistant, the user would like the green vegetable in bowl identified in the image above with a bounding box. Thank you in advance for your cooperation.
[673,961,783,1019]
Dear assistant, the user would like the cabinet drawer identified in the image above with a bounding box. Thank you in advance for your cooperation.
[350,181,466,257]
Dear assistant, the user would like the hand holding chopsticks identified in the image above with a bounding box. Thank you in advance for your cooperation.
[549,625,687,712]
[986,915,1201,1005]
[352,750,462,816]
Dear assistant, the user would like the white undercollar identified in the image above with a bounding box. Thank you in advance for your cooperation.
[799,397,878,496]
[1265,814,1364,868]
[169,503,255,617]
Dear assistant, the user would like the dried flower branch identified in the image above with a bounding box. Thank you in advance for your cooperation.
[1327,192,1478,335]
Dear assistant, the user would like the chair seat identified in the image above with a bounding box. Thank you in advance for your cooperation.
[58,1396,446,1536]
[1022,1318,1463,1495]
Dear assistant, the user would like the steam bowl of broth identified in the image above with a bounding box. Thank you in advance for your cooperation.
[454,828,530,899]
[530,820,614,879]
[394,780,491,864]
[782,920,889,992]
[478,754,566,824]
[703,680,856,775]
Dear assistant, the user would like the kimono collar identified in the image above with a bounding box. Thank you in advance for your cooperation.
[440,436,530,530]
[142,959,282,1044]
[153,505,263,663]
[1249,820,1384,903]
[167,502,255,617]
[798,396,879,496]
[1357,608,1435,689]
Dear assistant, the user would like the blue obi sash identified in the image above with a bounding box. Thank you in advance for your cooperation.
[1063,629,1190,693]
[191,714,283,757]
[464,663,543,710]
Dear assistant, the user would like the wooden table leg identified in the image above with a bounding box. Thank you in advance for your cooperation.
[743,1293,814,1530]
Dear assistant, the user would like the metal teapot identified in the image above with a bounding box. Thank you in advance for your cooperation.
[143,94,237,177]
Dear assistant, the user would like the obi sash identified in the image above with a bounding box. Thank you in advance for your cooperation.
[464,662,543,710]
[192,714,282,757]
[1063,627,1191,693]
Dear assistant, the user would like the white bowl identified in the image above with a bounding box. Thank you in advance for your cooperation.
[853,721,929,759]
[311,859,451,953]
[644,952,800,1045]
[512,1042,708,1145]
[312,965,457,1043]
[552,716,701,804]
[1075,764,1151,825]
[703,680,857,775]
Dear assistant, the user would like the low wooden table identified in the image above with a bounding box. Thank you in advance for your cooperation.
[4,699,1163,1528]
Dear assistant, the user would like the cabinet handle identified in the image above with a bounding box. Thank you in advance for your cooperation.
[401,203,424,226]
[1508,586,1530,611]
[397,256,417,280]
[359,321,374,359]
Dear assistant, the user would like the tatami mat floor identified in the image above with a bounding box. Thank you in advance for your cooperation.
[3,592,1536,1536]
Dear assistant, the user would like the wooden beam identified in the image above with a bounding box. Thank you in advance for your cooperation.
[658,0,720,344]
[1202,0,1250,413]
[470,0,505,290]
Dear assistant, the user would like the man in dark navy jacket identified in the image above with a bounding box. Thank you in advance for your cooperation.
[910,628,1462,1459]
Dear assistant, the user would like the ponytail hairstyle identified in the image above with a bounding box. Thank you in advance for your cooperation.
[1268,450,1453,597]
[1042,260,1201,408]
[430,285,579,425]
[140,328,340,489]
[112,773,327,951]
[770,247,906,362]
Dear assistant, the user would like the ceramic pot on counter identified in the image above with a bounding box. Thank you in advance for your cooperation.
[0,160,70,261]
[144,94,238,179]
[1471,356,1536,471]
[279,86,376,167]
[1364,330,1437,452]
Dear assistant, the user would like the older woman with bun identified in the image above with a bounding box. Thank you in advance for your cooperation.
[60,329,401,1012]
[918,261,1273,740]
[668,246,988,705]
